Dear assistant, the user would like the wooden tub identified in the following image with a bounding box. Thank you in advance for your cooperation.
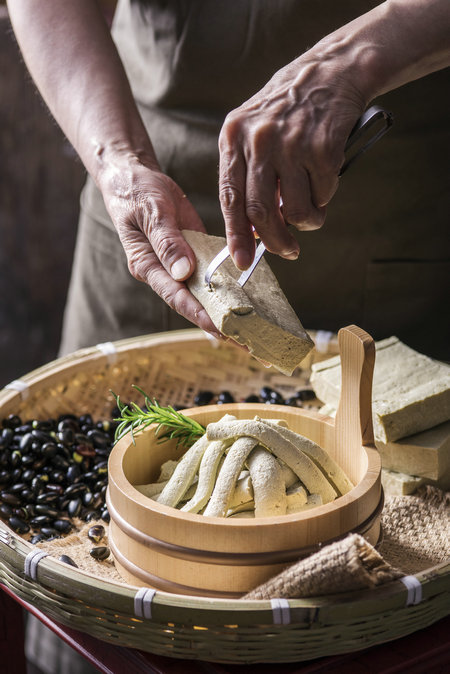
[107,326,382,597]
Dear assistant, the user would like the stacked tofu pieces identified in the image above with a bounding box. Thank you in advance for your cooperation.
[310,337,450,494]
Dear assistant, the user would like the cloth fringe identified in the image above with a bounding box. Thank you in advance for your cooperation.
[244,485,449,600]
[244,533,402,600]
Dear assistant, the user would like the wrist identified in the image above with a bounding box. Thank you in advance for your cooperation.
[306,18,387,107]
[92,140,161,196]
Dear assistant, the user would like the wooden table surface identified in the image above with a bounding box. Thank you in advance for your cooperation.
[1,584,449,674]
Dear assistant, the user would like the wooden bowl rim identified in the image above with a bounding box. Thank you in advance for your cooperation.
[108,403,381,528]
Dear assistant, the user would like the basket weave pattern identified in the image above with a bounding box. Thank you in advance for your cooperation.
[0,329,448,664]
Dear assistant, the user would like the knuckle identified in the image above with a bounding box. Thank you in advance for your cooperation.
[219,182,244,213]
[250,121,275,150]
[246,199,270,225]
[151,233,181,264]
[127,255,148,284]
[219,111,243,147]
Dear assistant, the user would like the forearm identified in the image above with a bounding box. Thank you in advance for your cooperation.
[6,0,159,186]
[307,0,450,104]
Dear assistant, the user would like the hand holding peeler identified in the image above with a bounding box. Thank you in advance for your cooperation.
[204,105,393,289]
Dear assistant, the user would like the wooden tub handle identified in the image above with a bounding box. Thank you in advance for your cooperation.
[334,325,375,481]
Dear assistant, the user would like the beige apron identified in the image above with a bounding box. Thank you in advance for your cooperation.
[59,0,450,359]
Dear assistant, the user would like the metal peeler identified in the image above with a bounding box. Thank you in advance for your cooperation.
[204,105,393,289]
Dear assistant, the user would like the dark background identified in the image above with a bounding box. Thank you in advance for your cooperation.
[0,3,116,388]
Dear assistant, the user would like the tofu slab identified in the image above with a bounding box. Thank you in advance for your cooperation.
[381,469,425,496]
[311,336,450,442]
[183,230,313,376]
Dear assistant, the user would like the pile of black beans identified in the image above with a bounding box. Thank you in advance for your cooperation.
[193,386,317,408]
[0,411,117,543]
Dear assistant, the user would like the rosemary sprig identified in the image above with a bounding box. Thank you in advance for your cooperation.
[111,385,205,448]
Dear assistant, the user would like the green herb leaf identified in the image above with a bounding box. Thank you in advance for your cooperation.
[111,385,205,449]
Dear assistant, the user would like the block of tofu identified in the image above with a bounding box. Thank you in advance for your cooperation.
[183,230,314,376]
[318,408,450,484]
[377,420,450,485]
[310,336,450,442]
[381,469,425,496]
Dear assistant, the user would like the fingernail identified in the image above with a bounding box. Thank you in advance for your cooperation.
[285,248,300,260]
[233,249,253,271]
[170,256,191,280]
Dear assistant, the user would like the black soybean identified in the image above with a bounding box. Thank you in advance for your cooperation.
[67,498,82,518]
[10,468,23,483]
[9,482,28,495]
[3,415,21,429]
[194,390,214,406]
[0,470,10,485]
[31,515,53,528]
[217,391,234,404]
[9,516,30,534]
[19,433,34,452]
[101,508,110,523]
[40,527,59,539]
[90,546,110,561]
[1,492,22,506]
[79,414,93,427]
[66,465,81,484]
[36,491,59,505]
[54,519,73,534]
[82,492,94,507]
[22,469,36,482]
[35,505,59,518]
[0,427,14,447]
[88,524,105,543]
[295,389,316,401]
[58,554,78,567]
[269,390,284,404]
[259,386,275,401]
[0,503,13,518]
[30,534,46,544]
[84,510,101,522]
[87,429,109,450]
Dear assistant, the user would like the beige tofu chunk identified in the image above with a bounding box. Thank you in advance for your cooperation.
[183,230,313,376]
[376,420,450,485]
[311,336,450,442]
[381,468,425,496]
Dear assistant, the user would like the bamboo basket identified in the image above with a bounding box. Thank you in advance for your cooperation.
[0,327,448,664]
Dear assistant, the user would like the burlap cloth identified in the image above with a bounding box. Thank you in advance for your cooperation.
[36,486,449,599]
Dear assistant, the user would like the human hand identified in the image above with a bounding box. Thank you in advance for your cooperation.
[99,158,222,337]
[218,51,367,270]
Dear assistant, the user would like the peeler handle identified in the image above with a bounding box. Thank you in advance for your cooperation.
[340,105,394,175]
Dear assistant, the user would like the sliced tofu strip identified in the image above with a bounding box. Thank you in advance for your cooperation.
[180,439,231,513]
[156,434,209,507]
[247,446,287,517]
[258,417,354,495]
[134,480,168,499]
[286,482,308,512]
[203,437,259,517]
[206,419,337,503]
